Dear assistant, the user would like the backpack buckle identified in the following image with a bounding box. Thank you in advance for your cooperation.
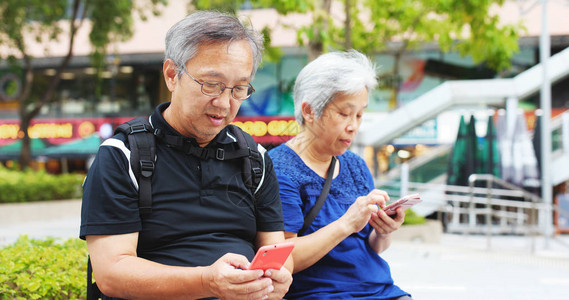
[248,148,261,160]
[252,167,262,177]
[130,124,148,134]
[216,148,225,160]
[139,160,154,177]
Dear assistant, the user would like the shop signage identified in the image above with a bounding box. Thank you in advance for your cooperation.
[0,116,299,146]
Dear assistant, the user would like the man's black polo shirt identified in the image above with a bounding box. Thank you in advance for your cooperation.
[80,102,284,267]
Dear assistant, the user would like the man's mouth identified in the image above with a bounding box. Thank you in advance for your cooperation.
[208,114,224,120]
[207,113,225,126]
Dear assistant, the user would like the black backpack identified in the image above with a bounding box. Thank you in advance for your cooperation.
[87,116,265,299]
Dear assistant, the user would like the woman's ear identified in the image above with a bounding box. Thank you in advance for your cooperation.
[301,102,315,124]
[163,59,179,92]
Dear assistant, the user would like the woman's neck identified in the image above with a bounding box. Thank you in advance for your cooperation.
[287,132,337,178]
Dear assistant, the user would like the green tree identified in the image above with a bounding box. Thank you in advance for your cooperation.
[0,0,167,169]
[194,0,523,109]
[291,0,523,108]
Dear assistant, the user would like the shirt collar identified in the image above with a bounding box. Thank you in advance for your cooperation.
[150,102,237,147]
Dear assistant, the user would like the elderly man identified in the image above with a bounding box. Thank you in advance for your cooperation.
[81,11,292,300]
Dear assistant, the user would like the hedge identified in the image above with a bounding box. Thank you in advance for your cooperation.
[402,208,426,225]
[0,165,84,203]
[0,236,87,299]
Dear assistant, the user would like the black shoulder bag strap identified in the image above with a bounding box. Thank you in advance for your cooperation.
[298,156,337,236]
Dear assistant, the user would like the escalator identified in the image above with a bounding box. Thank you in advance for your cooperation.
[358,46,569,185]
[356,46,569,148]
[362,47,569,224]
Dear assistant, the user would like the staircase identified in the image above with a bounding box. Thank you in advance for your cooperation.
[356,46,569,148]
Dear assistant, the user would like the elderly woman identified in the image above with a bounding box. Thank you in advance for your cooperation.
[268,50,411,299]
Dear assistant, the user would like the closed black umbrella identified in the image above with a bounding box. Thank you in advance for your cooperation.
[467,114,481,177]
[447,115,469,186]
[532,111,542,173]
[479,115,501,177]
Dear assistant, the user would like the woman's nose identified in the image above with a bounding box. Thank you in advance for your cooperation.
[346,116,358,132]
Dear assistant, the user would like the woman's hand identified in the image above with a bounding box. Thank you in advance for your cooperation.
[367,205,406,253]
[369,206,405,235]
[340,189,390,233]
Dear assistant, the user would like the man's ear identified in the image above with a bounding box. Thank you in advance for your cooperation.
[301,102,315,124]
[163,59,179,92]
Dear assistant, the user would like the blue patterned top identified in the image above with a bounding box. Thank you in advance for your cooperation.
[268,144,409,299]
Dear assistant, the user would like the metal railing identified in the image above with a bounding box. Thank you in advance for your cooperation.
[376,175,569,252]
[465,174,542,251]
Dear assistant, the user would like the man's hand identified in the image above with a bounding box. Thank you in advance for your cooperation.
[263,267,293,300]
[203,253,274,300]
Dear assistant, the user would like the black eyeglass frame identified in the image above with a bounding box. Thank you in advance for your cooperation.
[181,69,255,100]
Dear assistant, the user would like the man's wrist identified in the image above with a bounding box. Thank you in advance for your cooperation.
[199,266,212,297]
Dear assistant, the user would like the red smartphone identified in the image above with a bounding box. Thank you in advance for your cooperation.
[383,193,422,216]
[248,242,295,271]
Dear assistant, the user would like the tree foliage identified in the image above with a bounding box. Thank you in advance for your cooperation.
[190,0,523,108]
[0,0,167,169]
[249,0,523,70]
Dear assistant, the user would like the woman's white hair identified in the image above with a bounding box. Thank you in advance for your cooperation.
[293,50,378,125]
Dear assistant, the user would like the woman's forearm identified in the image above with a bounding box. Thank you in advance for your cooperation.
[286,218,353,273]
[368,230,392,254]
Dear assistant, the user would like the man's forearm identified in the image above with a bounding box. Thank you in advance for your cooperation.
[94,255,211,299]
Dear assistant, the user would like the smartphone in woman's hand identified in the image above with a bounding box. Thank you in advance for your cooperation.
[383,194,422,216]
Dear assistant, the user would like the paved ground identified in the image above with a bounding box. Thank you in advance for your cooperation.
[0,199,81,246]
[2,200,569,300]
[0,216,79,246]
[384,234,569,300]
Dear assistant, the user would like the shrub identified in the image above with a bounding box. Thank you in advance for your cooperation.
[402,209,426,225]
[0,236,88,299]
[0,165,84,203]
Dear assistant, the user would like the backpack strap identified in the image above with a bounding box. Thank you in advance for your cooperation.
[87,117,156,300]
[154,124,265,195]
[227,124,265,195]
[114,117,156,217]
[87,123,263,298]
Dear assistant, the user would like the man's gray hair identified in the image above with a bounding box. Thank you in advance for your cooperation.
[293,50,378,125]
[164,11,264,78]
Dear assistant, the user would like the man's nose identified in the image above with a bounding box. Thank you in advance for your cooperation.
[212,89,232,109]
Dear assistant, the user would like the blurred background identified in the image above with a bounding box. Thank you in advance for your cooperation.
[1,0,569,243]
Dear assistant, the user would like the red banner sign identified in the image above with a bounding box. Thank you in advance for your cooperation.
[0,116,298,146]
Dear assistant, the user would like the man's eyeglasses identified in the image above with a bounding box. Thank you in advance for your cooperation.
[181,69,255,100]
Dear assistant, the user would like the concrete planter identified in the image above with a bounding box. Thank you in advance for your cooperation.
[0,199,442,244]
[0,199,81,226]
[391,220,443,243]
